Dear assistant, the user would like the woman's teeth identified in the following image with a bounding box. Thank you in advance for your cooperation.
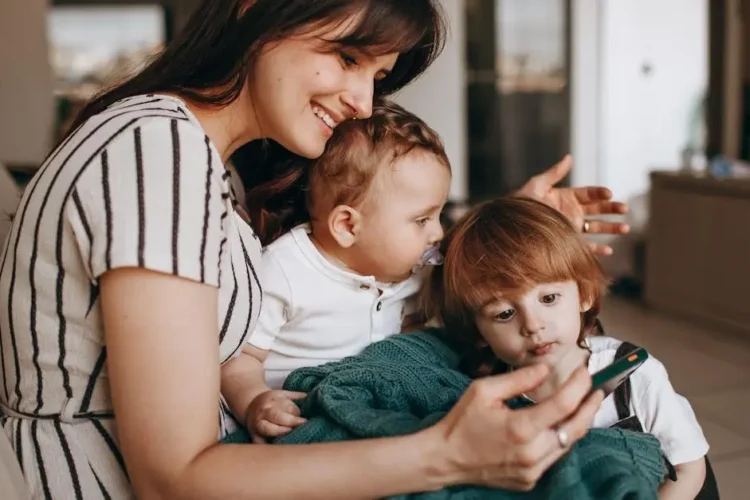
[312,105,336,129]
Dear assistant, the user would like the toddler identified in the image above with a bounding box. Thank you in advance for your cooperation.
[422,197,709,500]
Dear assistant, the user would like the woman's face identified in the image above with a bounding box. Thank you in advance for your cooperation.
[250,22,399,159]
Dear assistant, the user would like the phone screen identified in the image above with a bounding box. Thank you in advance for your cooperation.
[590,347,649,396]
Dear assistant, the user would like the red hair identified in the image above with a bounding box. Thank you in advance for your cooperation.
[421,197,609,373]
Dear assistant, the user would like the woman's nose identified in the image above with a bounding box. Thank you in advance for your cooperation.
[341,76,374,119]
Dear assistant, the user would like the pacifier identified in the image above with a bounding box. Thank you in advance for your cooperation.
[412,246,444,273]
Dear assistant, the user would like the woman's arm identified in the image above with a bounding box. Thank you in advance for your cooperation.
[102,267,602,499]
[658,458,706,500]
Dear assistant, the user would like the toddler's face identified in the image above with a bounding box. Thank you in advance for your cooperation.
[352,151,450,282]
[474,280,589,370]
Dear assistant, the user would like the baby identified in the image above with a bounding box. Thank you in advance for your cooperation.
[422,197,709,500]
[243,100,451,439]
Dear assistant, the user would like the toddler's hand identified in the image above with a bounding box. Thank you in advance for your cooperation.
[246,390,307,442]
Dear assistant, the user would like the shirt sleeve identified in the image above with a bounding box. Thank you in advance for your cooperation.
[633,358,710,465]
[65,117,229,287]
[245,250,293,350]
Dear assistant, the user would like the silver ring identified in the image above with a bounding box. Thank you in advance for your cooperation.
[555,427,569,448]
[582,220,591,234]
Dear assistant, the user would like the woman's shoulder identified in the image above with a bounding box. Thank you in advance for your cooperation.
[101,93,192,120]
[66,94,225,189]
[70,94,209,151]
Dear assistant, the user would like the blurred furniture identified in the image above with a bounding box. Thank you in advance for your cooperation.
[645,171,750,336]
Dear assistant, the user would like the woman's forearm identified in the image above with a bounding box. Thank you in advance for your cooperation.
[174,428,454,500]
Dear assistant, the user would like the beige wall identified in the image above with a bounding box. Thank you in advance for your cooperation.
[0,0,55,166]
[394,0,468,201]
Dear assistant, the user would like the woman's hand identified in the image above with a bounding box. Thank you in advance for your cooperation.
[515,155,630,256]
[430,364,604,491]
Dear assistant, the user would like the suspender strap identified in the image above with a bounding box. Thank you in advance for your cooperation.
[613,341,640,422]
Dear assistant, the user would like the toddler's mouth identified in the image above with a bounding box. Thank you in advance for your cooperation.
[529,342,555,356]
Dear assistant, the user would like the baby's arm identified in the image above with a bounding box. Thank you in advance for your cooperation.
[658,458,705,499]
[222,250,305,439]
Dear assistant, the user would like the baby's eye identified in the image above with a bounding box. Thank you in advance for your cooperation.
[541,293,560,305]
[493,309,515,322]
[416,217,430,227]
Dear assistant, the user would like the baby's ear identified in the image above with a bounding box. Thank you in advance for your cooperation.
[328,205,361,248]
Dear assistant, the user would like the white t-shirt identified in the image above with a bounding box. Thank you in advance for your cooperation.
[247,224,422,389]
[588,336,709,465]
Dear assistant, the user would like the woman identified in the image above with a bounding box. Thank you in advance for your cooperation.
[0,1,626,498]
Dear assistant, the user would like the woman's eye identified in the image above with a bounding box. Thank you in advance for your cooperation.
[494,309,515,322]
[340,51,358,67]
[541,293,560,305]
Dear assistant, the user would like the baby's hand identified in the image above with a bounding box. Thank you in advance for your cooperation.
[246,390,307,442]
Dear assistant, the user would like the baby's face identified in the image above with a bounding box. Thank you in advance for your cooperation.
[474,281,588,370]
[352,151,451,282]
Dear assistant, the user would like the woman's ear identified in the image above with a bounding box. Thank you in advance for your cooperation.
[328,205,362,248]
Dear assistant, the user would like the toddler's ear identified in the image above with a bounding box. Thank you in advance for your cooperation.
[328,205,361,248]
[580,297,594,313]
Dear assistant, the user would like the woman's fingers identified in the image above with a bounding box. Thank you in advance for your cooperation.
[499,387,603,490]
[518,366,592,432]
[561,387,603,440]
[582,219,630,235]
[475,364,549,405]
[436,365,599,492]
[582,200,628,216]
[588,241,614,257]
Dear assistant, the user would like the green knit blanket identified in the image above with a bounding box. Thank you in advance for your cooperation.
[223,330,664,499]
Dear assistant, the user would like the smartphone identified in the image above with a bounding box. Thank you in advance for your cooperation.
[590,347,649,396]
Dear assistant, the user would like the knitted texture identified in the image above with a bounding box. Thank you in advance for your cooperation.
[223,330,664,499]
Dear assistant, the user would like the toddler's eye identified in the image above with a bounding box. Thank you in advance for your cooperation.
[494,309,515,322]
[541,293,560,305]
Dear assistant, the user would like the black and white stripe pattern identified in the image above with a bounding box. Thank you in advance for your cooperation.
[0,95,262,498]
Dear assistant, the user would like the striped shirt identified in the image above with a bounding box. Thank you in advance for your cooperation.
[0,94,262,499]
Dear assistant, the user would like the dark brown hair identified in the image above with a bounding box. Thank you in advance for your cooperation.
[244,98,450,244]
[64,0,446,140]
[421,197,609,376]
